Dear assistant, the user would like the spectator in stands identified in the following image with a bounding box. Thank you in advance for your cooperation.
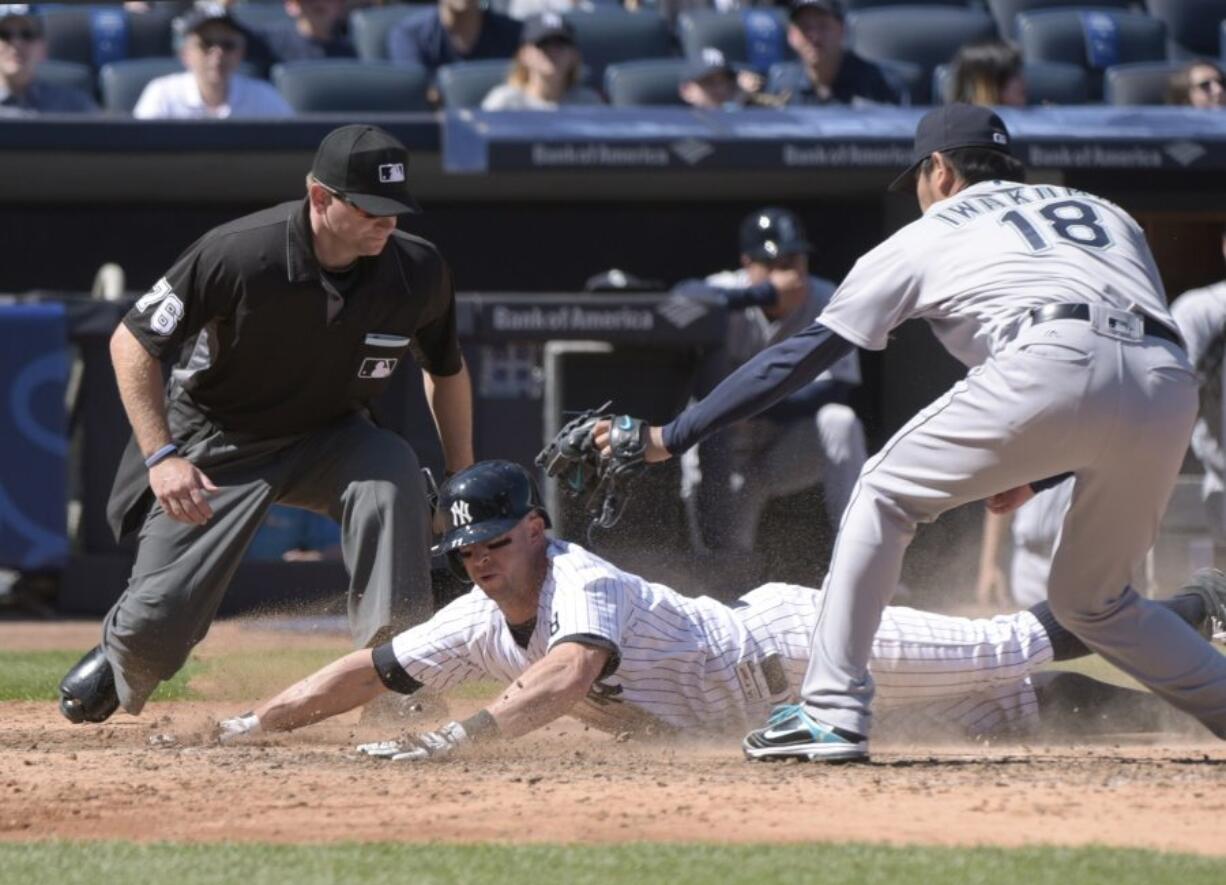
[679,47,776,110]
[680,48,740,110]
[387,0,521,74]
[507,0,592,22]
[134,3,293,119]
[779,0,899,106]
[1168,60,1225,110]
[248,0,355,65]
[947,40,1026,108]
[481,13,601,110]
[0,4,97,113]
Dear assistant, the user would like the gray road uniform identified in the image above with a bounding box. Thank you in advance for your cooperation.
[1171,280,1226,534]
[681,270,866,551]
[665,180,1226,741]
[803,180,1225,737]
[104,199,463,713]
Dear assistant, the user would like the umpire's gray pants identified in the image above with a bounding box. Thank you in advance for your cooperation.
[800,317,1226,738]
[103,414,431,714]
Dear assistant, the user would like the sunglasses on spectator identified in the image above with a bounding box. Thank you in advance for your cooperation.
[194,35,243,53]
[1193,76,1224,93]
[0,27,41,43]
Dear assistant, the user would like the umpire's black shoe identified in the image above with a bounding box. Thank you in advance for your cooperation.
[58,645,120,724]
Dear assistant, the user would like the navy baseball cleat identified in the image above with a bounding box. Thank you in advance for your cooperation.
[743,706,869,763]
[1182,567,1226,644]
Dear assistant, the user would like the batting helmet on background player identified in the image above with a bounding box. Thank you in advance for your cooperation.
[434,461,551,579]
[739,207,812,262]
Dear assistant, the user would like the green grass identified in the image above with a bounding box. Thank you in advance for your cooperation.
[0,842,1221,885]
[0,651,199,702]
[0,648,502,704]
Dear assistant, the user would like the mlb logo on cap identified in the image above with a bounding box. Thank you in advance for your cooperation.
[379,163,405,183]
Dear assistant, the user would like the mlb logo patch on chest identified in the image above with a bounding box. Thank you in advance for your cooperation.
[358,357,398,379]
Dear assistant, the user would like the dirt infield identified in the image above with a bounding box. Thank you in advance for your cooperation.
[3,620,1225,855]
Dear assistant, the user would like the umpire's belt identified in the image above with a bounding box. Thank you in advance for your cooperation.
[1030,303,1182,348]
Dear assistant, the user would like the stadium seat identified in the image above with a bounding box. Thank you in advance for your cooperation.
[604,59,688,107]
[349,3,417,62]
[99,57,261,114]
[984,0,1132,41]
[229,2,294,34]
[677,9,792,71]
[844,7,997,104]
[1017,10,1166,99]
[931,59,1089,104]
[1145,0,1226,61]
[562,10,676,86]
[40,5,176,69]
[436,59,513,109]
[272,60,430,112]
[35,60,97,100]
[844,0,976,7]
[1103,61,1186,106]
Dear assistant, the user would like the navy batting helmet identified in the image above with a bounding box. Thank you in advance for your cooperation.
[434,461,550,577]
[739,207,812,262]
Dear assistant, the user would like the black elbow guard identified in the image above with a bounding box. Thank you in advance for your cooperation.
[371,642,423,695]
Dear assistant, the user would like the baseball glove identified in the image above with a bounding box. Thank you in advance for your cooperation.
[535,403,649,530]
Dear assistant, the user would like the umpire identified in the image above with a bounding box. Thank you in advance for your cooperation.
[58,124,474,724]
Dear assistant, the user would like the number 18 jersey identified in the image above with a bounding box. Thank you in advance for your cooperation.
[817,180,1173,367]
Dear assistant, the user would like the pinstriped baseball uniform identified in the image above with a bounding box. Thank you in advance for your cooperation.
[389,538,1052,737]
[800,180,1226,739]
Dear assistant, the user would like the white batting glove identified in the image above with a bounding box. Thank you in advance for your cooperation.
[356,721,470,763]
[217,712,261,744]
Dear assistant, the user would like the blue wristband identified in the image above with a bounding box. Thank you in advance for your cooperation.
[144,443,179,469]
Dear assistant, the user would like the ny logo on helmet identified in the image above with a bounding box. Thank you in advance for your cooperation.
[450,500,472,526]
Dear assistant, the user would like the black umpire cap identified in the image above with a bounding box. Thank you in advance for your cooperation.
[311,124,421,216]
[889,103,1013,192]
[740,208,813,262]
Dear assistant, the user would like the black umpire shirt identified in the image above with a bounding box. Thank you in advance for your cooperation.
[109,199,463,537]
[122,198,462,439]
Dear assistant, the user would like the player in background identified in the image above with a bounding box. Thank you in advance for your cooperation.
[217,461,1226,759]
[674,208,866,563]
[595,104,1226,761]
[1172,228,1226,542]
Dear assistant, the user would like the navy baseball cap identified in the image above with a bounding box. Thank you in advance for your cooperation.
[311,124,420,216]
[521,12,574,46]
[0,4,37,25]
[174,2,242,41]
[789,0,844,22]
[683,47,737,84]
[888,103,1013,192]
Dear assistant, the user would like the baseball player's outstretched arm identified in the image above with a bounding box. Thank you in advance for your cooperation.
[423,360,474,474]
[219,649,385,740]
[486,641,610,739]
[662,320,855,455]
